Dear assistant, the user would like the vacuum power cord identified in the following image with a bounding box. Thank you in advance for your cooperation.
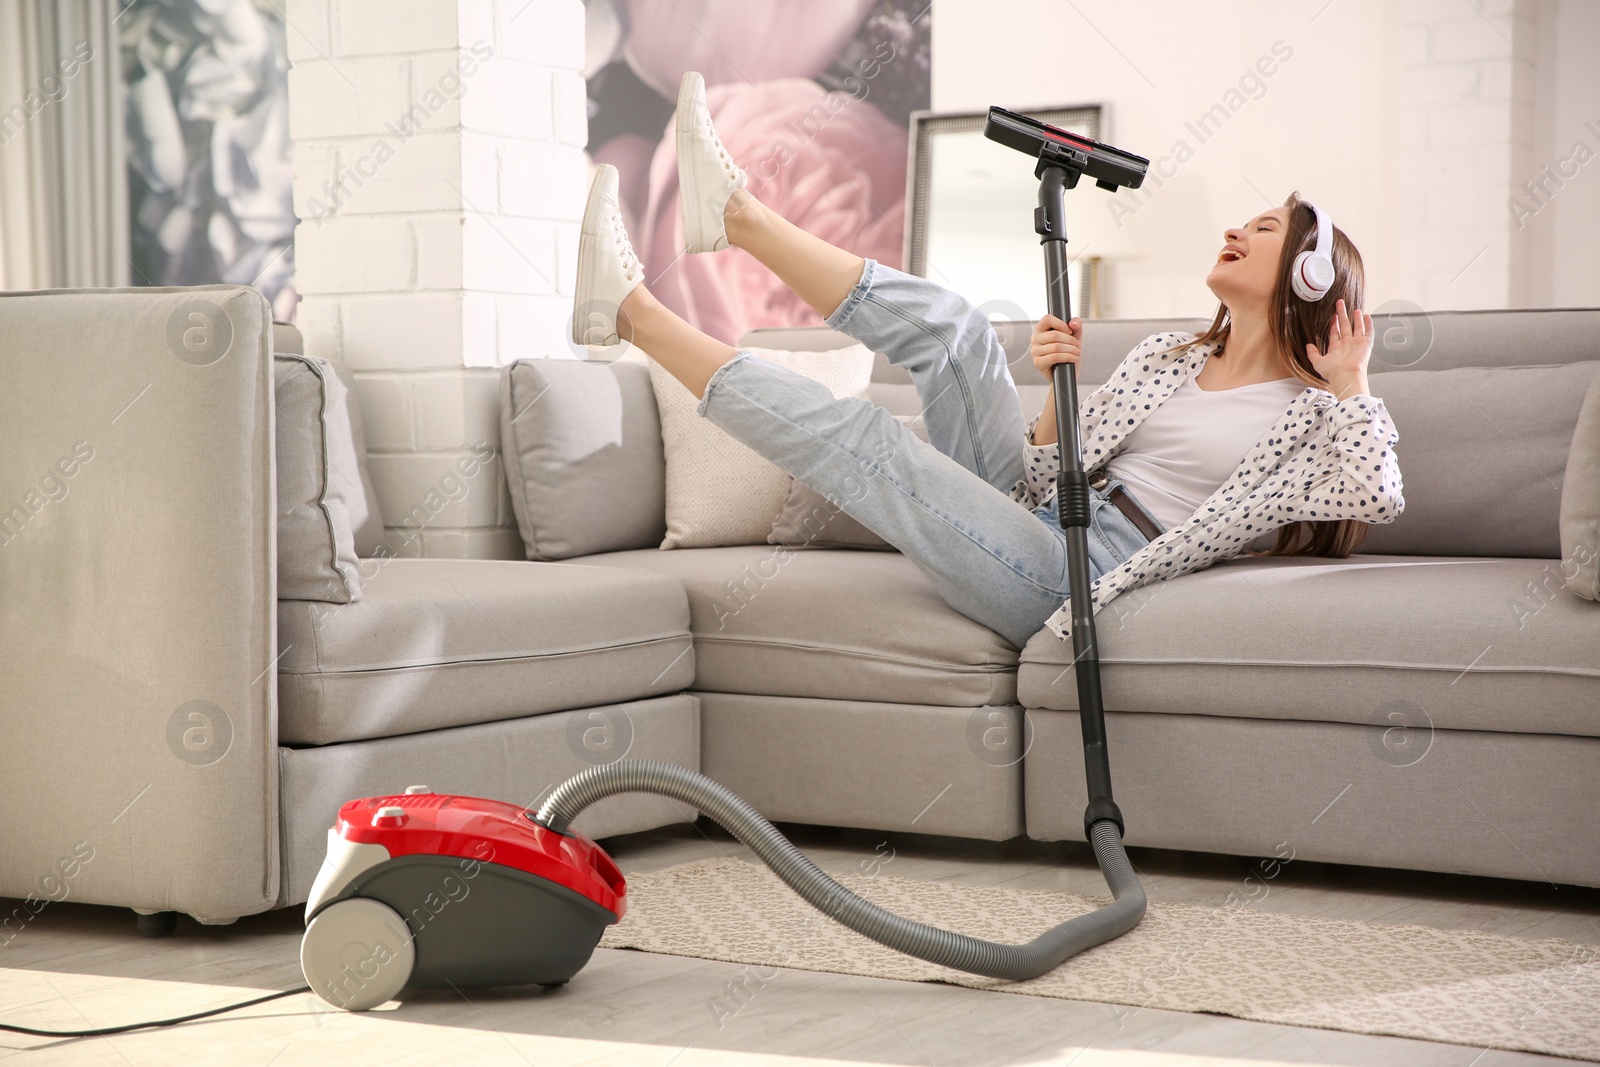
[534,760,1146,982]
[0,985,312,1038]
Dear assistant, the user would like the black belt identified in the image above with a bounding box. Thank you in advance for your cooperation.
[1088,470,1162,542]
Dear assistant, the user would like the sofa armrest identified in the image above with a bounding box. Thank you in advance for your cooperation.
[0,286,280,922]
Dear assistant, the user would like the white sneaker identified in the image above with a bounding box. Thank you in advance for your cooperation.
[677,70,749,254]
[572,163,644,347]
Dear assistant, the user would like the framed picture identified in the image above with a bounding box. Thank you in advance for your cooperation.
[904,105,1104,323]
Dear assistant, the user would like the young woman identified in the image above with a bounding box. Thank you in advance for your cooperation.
[573,70,1404,650]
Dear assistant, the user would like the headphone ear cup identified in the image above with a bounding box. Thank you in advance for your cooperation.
[1291,249,1336,301]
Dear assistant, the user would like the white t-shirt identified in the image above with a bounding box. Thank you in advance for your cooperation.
[1101,372,1307,532]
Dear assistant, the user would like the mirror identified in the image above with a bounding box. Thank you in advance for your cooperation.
[905,106,1104,324]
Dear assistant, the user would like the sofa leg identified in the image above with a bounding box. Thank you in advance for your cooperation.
[133,910,178,938]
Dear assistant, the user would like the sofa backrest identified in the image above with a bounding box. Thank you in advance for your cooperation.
[741,306,1600,559]
[495,306,1600,564]
[1354,309,1598,558]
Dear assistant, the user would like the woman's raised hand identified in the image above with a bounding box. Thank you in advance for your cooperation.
[1305,298,1374,400]
[1031,313,1082,379]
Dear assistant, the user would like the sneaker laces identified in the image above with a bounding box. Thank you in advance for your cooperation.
[609,208,641,281]
[702,115,744,182]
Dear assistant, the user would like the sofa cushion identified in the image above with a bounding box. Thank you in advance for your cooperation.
[1560,367,1600,600]
[1018,553,1600,738]
[1360,362,1599,558]
[768,476,895,551]
[274,353,363,602]
[768,414,930,550]
[273,322,387,557]
[500,357,667,561]
[650,345,875,549]
[324,360,389,557]
[277,558,694,745]
[573,545,1018,707]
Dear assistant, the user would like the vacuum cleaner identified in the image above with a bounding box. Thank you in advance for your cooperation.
[0,109,1157,1039]
[298,109,1154,1012]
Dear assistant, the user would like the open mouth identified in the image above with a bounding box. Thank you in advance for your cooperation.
[1217,249,1245,263]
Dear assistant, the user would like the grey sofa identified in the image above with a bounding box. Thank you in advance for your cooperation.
[3,288,1596,937]
[511,306,1600,890]
[0,286,699,926]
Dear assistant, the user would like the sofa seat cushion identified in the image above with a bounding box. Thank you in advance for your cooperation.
[1019,553,1600,738]
[278,559,694,745]
[572,546,1018,707]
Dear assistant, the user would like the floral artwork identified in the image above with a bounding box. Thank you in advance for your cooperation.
[113,0,930,337]
[121,0,298,322]
[585,0,932,346]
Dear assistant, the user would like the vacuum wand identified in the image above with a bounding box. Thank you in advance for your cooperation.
[1042,170,1122,840]
[985,106,1150,843]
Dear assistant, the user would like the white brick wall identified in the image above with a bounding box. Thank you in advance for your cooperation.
[285,57,409,139]
[333,0,467,55]
[1395,0,1540,310]
[287,0,586,559]
[493,0,584,69]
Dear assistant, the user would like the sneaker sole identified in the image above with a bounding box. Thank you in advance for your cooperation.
[572,230,617,347]
[677,74,725,255]
[573,168,620,347]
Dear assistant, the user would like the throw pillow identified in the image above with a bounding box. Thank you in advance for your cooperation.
[1560,364,1600,600]
[499,357,667,560]
[322,359,389,557]
[275,321,388,557]
[274,353,363,602]
[649,345,876,549]
[768,414,930,550]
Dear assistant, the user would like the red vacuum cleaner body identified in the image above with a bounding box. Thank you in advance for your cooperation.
[300,787,625,1010]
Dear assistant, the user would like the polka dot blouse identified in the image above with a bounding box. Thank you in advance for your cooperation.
[1010,331,1406,642]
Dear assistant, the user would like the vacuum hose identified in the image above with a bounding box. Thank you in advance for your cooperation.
[534,760,1145,982]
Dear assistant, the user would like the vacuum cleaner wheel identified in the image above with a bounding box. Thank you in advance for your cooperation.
[300,897,416,1011]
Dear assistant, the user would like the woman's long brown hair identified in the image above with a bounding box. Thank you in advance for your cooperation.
[1161,190,1370,558]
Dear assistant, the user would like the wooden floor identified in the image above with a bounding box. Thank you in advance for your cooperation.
[3,818,1597,1066]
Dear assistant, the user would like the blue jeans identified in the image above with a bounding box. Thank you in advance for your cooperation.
[696,257,1164,649]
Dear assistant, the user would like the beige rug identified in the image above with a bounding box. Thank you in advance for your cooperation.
[598,858,1600,1062]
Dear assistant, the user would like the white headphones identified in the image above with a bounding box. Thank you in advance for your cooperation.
[1289,201,1337,302]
